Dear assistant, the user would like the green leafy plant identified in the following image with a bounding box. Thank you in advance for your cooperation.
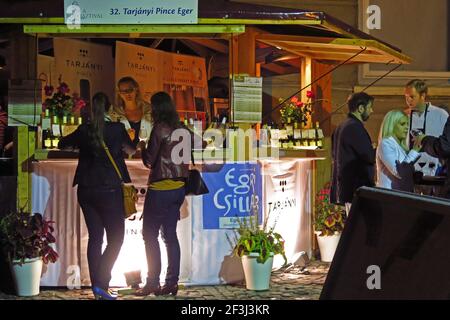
[0,207,59,265]
[227,198,287,265]
[314,182,346,236]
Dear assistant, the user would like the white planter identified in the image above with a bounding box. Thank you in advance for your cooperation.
[11,257,43,296]
[241,252,273,291]
[315,232,341,262]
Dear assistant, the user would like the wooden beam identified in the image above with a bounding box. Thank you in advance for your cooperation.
[261,63,297,75]
[179,39,213,57]
[257,34,411,64]
[189,39,228,54]
[284,58,301,68]
[24,24,246,35]
[150,39,163,48]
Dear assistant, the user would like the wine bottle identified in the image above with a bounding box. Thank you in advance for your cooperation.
[315,121,324,148]
[43,129,52,149]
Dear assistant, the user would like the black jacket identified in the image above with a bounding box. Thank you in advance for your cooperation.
[58,122,135,187]
[330,114,376,204]
[422,117,450,192]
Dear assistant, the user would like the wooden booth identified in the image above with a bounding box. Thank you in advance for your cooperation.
[0,0,410,286]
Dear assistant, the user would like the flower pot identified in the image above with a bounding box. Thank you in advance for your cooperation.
[315,232,341,262]
[241,252,273,291]
[11,257,43,296]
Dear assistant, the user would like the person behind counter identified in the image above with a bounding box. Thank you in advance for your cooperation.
[110,76,152,149]
[58,92,135,300]
[136,91,192,297]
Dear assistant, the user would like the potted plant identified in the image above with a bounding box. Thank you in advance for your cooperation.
[227,202,287,291]
[279,91,315,127]
[314,182,346,262]
[0,208,59,296]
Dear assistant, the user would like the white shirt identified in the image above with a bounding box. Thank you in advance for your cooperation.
[376,137,420,190]
[407,103,448,176]
[119,117,153,141]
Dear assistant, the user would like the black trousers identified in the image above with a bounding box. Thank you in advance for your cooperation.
[78,186,125,290]
[142,187,185,287]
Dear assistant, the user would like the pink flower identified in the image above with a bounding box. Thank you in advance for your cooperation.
[306,90,315,99]
[72,98,86,113]
[296,101,304,108]
[76,99,86,110]
[44,85,54,97]
[57,82,70,94]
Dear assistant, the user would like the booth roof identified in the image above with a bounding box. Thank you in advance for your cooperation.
[0,0,394,46]
[0,0,410,64]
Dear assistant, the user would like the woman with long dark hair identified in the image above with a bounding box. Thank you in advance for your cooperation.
[59,92,135,300]
[136,91,191,296]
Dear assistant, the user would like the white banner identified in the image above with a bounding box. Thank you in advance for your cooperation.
[64,0,198,25]
[262,160,313,268]
[54,38,115,105]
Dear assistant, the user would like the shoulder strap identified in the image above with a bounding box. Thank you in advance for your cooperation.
[101,140,123,182]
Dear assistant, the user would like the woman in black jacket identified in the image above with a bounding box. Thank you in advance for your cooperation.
[136,92,191,296]
[59,92,135,300]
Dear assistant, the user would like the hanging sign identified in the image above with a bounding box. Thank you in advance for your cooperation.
[64,0,198,25]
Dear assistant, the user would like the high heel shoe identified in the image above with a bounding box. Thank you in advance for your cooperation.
[92,286,117,300]
[159,283,178,296]
[135,284,161,296]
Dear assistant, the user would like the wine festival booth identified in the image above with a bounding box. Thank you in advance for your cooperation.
[0,0,410,287]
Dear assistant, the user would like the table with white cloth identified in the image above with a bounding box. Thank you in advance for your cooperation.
[32,156,318,287]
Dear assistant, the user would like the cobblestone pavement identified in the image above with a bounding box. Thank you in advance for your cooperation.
[0,261,329,300]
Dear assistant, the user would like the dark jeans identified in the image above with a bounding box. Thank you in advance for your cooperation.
[142,187,185,287]
[78,186,125,290]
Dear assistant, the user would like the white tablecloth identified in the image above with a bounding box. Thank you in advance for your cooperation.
[32,159,313,287]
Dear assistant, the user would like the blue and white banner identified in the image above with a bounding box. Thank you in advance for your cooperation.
[202,163,263,230]
[64,0,198,25]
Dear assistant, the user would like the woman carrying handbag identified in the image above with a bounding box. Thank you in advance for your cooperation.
[136,92,196,296]
[58,92,135,300]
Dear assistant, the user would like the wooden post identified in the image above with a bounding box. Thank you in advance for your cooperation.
[10,31,38,212]
[312,60,333,136]
[228,28,258,161]
[300,56,312,128]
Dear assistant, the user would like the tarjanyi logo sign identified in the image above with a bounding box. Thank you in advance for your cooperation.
[64,0,198,25]
[202,163,262,230]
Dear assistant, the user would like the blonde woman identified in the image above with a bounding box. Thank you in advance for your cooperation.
[376,110,421,191]
[110,76,152,148]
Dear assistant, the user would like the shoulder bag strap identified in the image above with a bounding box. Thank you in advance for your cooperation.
[101,140,124,182]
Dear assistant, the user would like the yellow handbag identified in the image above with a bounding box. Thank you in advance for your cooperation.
[102,141,138,218]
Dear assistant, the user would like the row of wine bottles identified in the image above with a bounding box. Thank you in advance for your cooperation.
[38,110,82,149]
[262,121,324,149]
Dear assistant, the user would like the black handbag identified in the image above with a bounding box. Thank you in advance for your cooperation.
[185,149,209,196]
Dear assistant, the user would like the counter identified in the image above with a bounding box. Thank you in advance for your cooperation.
[32,149,323,287]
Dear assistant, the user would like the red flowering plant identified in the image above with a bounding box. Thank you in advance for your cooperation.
[43,77,86,119]
[279,90,315,126]
[0,207,59,265]
[314,182,346,236]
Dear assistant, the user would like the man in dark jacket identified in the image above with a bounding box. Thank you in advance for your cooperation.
[420,117,450,198]
[330,92,376,215]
